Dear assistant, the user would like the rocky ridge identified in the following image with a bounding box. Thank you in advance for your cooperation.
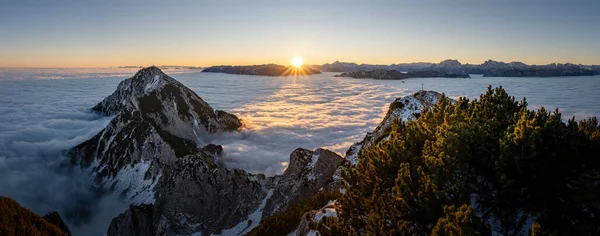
[285,90,446,235]
[67,67,342,235]
[69,66,242,205]
[70,66,446,235]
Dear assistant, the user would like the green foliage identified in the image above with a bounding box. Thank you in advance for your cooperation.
[432,204,488,236]
[247,191,341,236]
[320,86,600,235]
[0,197,67,236]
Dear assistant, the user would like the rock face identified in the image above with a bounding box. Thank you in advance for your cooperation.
[72,66,343,235]
[262,148,343,218]
[202,64,321,76]
[107,147,341,236]
[153,153,270,235]
[69,66,242,204]
[107,204,154,236]
[43,211,71,236]
[335,69,469,80]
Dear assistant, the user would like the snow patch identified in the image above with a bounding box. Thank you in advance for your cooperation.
[313,200,338,222]
[309,153,320,169]
[102,132,117,156]
[307,230,319,236]
[344,143,362,165]
[107,160,159,205]
[144,75,161,93]
[215,189,274,236]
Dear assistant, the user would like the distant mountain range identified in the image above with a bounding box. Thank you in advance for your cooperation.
[334,69,470,80]
[315,59,600,77]
[202,64,321,76]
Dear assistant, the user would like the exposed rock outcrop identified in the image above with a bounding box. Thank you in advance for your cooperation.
[153,153,270,235]
[70,67,343,235]
[69,66,242,205]
[107,204,154,236]
[42,211,71,236]
[335,69,469,80]
[294,200,339,236]
[262,148,343,218]
[107,147,342,236]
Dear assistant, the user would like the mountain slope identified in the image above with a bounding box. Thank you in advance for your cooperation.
[252,91,445,235]
[313,87,600,235]
[66,67,342,235]
[0,196,69,236]
[69,66,242,205]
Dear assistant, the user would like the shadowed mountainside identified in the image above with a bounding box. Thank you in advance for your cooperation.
[0,196,70,236]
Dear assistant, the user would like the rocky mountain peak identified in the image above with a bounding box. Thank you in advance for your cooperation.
[92,66,180,115]
[436,59,462,67]
[129,66,177,90]
[70,67,242,205]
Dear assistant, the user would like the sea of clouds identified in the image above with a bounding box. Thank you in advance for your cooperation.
[0,69,598,235]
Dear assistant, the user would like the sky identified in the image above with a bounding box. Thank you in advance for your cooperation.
[1,0,599,68]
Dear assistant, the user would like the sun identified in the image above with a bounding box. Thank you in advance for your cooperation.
[292,56,303,67]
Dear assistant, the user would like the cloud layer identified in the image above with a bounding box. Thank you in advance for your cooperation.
[0,69,598,235]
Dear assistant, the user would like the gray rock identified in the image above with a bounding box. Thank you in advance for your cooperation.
[73,67,349,235]
[69,66,242,205]
[107,204,154,236]
[153,153,269,235]
[262,148,343,218]
[43,211,71,236]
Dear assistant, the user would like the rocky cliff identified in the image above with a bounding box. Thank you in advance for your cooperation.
[67,67,341,235]
[262,148,343,218]
[107,147,342,236]
[69,66,242,205]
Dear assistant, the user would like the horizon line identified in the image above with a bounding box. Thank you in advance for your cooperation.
[2,58,599,69]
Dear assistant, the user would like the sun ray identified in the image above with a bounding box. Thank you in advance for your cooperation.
[292,56,303,67]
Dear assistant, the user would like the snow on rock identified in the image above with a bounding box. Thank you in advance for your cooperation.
[306,230,319,236]
[312,201,338,222]
[323,91,446,194]
[144,74,162,93]
[108,160,159,205]
[216,189,274,236]
[70,66,243,206]
[369,90,442,146]
[262,148,343,219]
[291,200,339,236]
